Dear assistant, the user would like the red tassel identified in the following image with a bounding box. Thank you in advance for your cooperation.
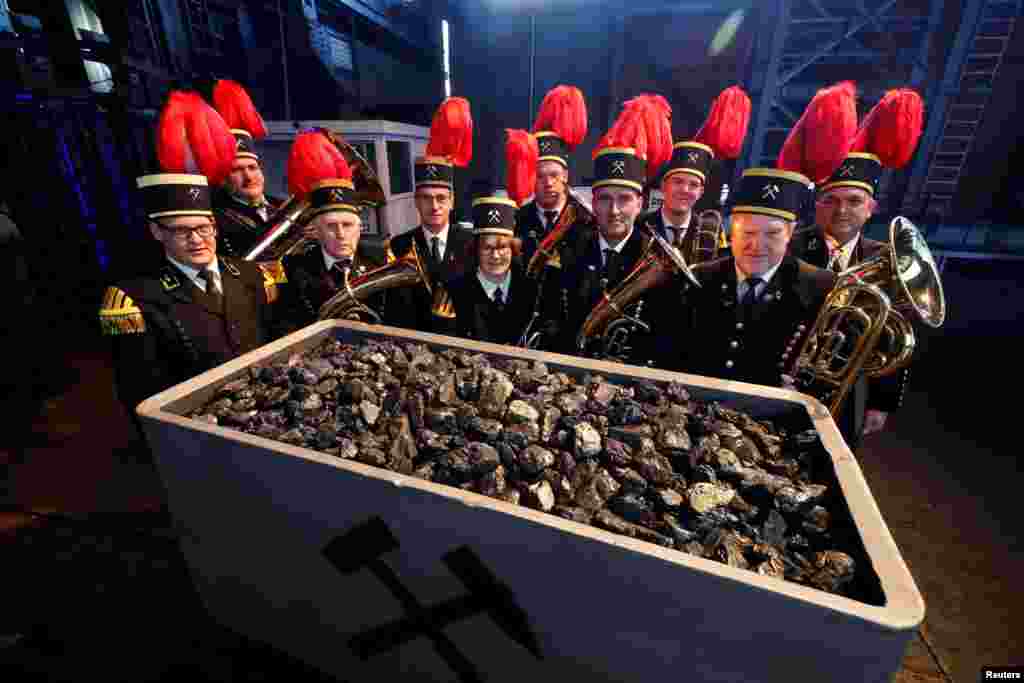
[156,91,235,186]
[212,79,268,139]
[505,129,539,207]
[777,80,858,183]
[287,130,352,198]
[593,101,649,162]
[632,95,673,178]
[850,88,924,169]
[532,85,588,149]
[425,97,473,167]
[694,85,751,160]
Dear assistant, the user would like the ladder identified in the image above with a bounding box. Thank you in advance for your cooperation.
[902,0,1020,218]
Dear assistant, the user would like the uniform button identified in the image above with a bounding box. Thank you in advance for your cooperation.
[730,340,739,349]
[798,324,807,331]
[725,360,734,369]
[735,322,744,330]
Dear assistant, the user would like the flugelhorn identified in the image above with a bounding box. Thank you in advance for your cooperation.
[783,216,945,416]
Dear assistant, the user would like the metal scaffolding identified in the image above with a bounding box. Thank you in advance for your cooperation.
[739,0,1021,226]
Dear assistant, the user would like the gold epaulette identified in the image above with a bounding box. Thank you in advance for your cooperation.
[258,260,288,304]
[99,286,146,335]
[719,230,729,248]
[383,238,396,263]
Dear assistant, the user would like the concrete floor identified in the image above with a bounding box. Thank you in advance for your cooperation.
[2,257,1021,682]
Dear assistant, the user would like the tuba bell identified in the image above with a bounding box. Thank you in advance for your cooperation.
[317,238,453,322]
[783,216,946,416]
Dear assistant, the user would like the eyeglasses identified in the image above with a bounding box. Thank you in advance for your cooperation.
[160,223,216,241]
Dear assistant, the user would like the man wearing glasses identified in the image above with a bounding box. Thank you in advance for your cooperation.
[99,173,282,414]
[382,155,472,335]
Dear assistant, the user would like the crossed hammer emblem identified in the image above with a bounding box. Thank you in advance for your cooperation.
[611,160,626,175]
[425,165,440,178]
[488,209,502,224]
[838,164,855,177]
[540,140,552,152]
[687,152,700,163]
[762,184,780,200]
[330,188,347,203]
[323,517,543,682]
[188,188,202,201]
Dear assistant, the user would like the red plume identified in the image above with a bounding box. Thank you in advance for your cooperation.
[622,94,673,179]
[425,97,473,167]
[505,129,539,207]
[156,91,236,186]
[694,85,751,159]
[593,101,649,162]
[850,88,924,169]
[286,130,352,198]
[212,79,268,139]
[532,85,588,149]
[777,80,858,183]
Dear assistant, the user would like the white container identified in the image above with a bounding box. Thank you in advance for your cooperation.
[137,321,924,683]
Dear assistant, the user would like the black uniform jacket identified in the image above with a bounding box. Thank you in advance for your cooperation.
[644,255,836,390]
[635,209,710,261]
[514,194,596,270]
[213,190,286,258]
[383,225,474,337]
[449,265,537,346]
[277,240,388,335]
[790,228,911,444]
[99,256,277,412]
[541,226,650,356]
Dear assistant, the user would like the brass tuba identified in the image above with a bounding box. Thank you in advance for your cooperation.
[577,223,701,358]
[243,131,386,263]
[783,216,945,416]
[317,238,453,322]
[242,194,312,262]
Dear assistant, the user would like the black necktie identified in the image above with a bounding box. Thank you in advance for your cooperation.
[199,268,222,305]
[604,248,620,283]
[493,287,504,307]
[544,210,559,232]
[431,236,441,263]
[741,276,763,320]
[333,259,352,286]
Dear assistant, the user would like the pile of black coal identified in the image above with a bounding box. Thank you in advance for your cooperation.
[189,337,862,598]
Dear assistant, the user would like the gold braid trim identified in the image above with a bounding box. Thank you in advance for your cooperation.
[383,238,397,264]
[258,260,288,304]
[99,286,146,335]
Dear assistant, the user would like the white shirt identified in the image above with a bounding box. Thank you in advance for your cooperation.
[477,270,512,302]
[826,233,861,271]
[598,226,635,267]
[168,255,221,293]
[322,247,348,273]
[421,224,450,261]
[660,208,692,244]
[735,259,783,302]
